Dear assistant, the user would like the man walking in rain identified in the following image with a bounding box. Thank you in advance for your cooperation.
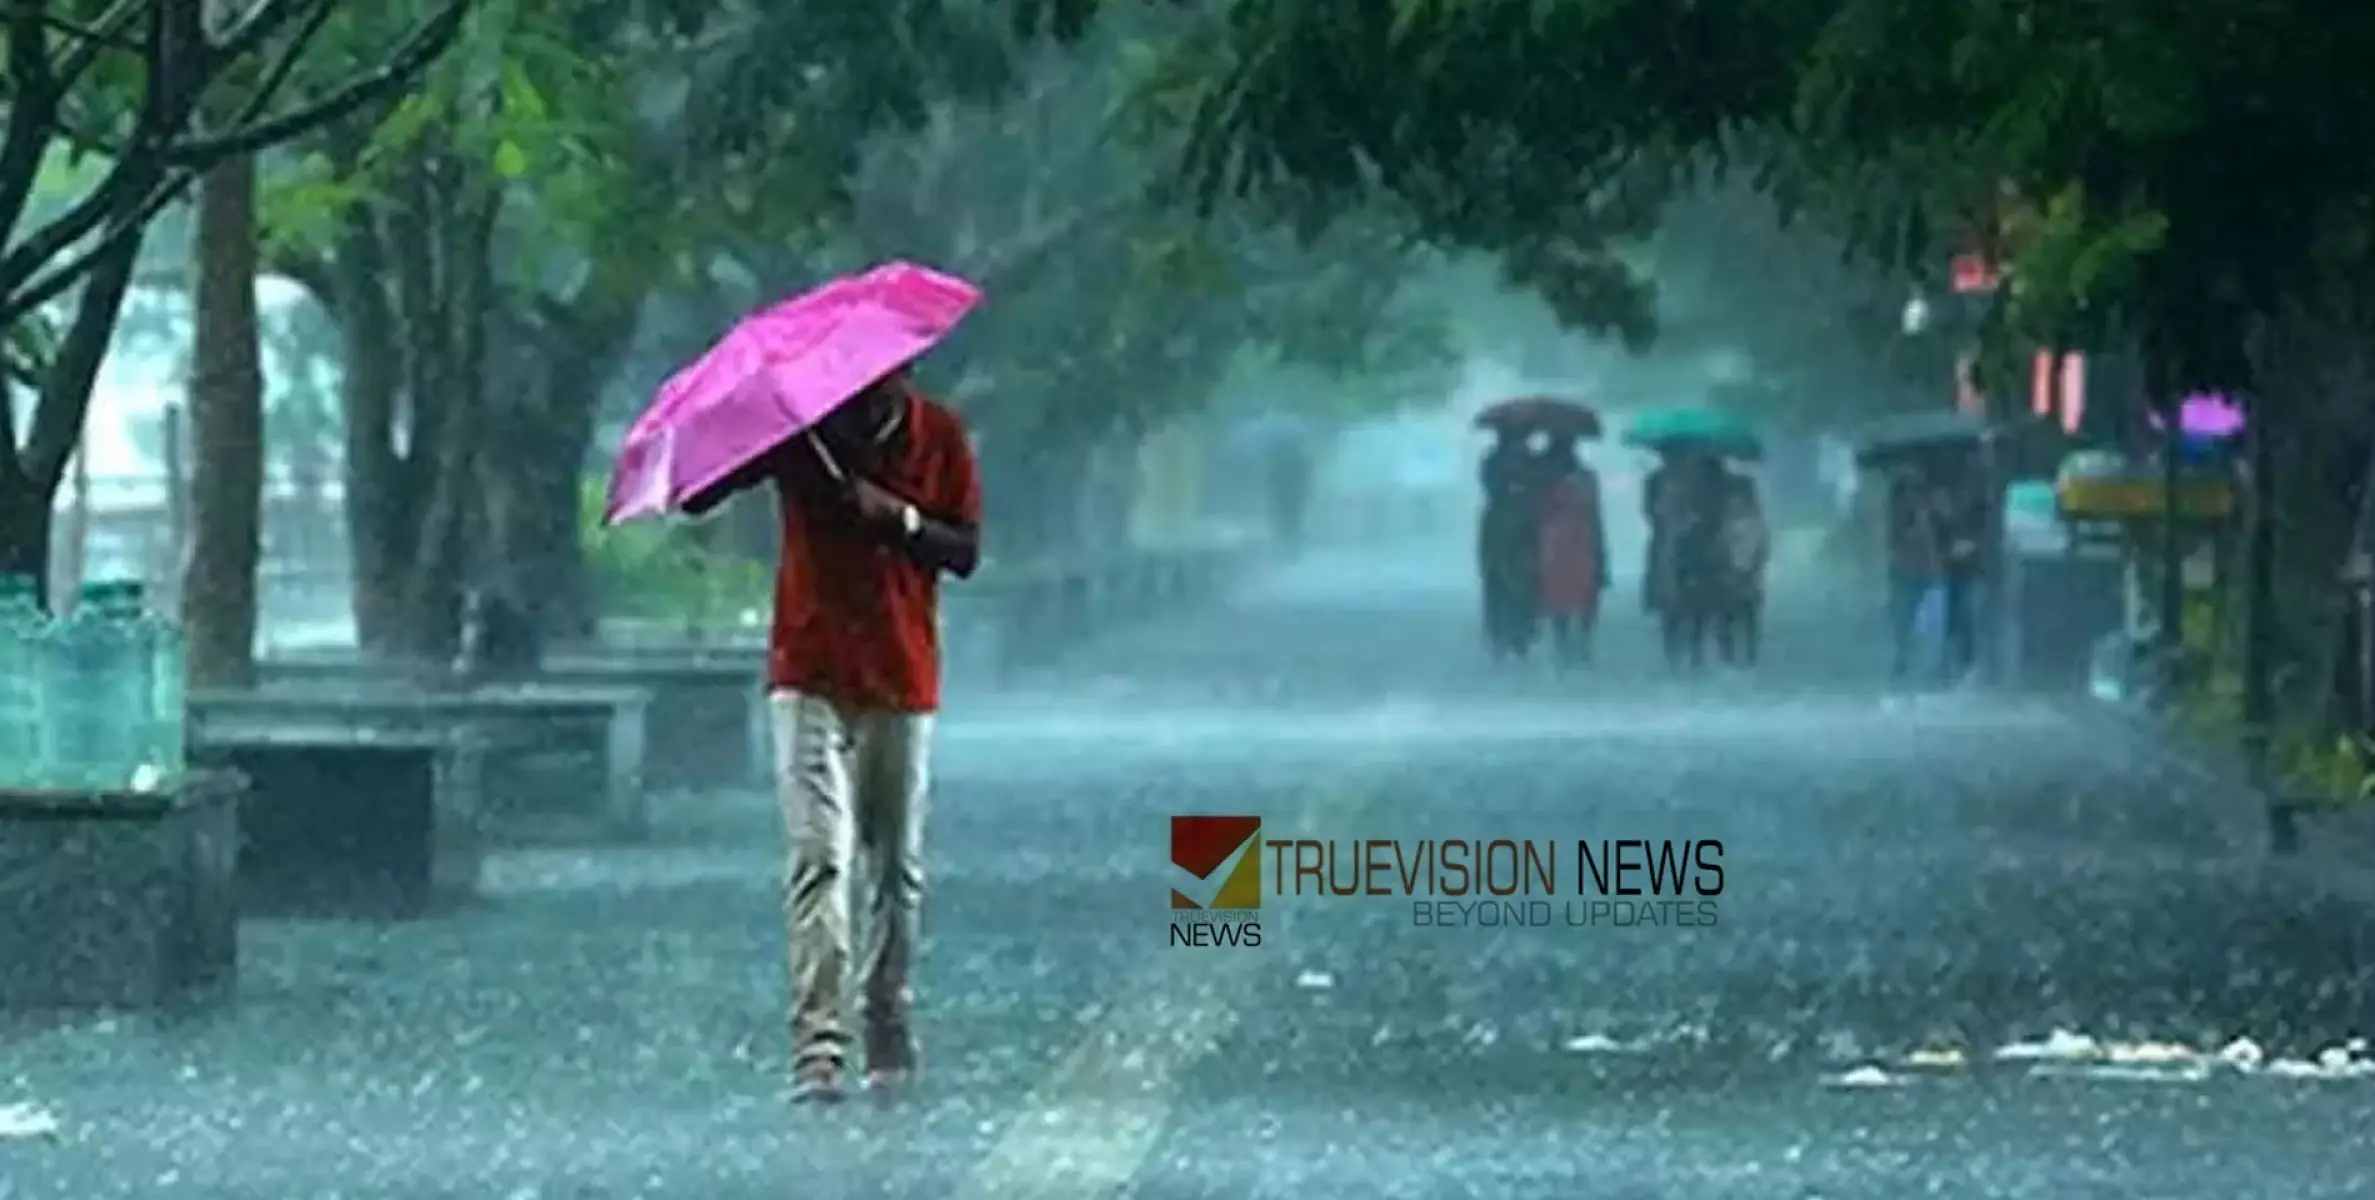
[685,365,982,1103]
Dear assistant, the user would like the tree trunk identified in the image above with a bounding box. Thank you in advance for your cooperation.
[395,162,501,665]
[182,153,265,689]
[2142,342,2184,650]
[482,297,639,644]
[54,446,87,605]
[2240,399,2277,785]
[0,227,146,611]
[329,205,411,655]
[486,409,597,639]
[0,470,49,604]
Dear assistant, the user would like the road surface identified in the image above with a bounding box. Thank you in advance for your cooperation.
[7,541,2375,1198]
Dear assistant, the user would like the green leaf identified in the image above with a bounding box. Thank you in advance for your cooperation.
[492,139,530,178]
[499,60,550,123]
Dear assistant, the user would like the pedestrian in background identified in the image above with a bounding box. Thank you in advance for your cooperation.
[1535,432,1608,668]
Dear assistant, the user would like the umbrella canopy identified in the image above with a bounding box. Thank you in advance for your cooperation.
[1621,406,1759,459]
[1473,396,1603,439]
[605,261,981,525]
[1852,410,1991,467]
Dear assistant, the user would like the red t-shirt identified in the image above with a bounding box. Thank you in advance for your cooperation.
[764,392,980,712]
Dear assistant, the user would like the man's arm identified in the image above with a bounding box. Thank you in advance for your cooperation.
[907,510,980,578]
[849,421,982,578]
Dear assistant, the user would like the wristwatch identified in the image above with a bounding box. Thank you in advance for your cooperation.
[900,502,921,537]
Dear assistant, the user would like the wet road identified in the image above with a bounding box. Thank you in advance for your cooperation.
[8,542,2375,1198]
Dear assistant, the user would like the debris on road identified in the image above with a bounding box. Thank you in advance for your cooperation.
[2216,1037,2265,1069]
[1821,1065,1906,1088]
[2027,1061,2213,1084]
[1992,1028,2101,1062]
[0,1101,61,1141]
[1561,1032,1647,1054]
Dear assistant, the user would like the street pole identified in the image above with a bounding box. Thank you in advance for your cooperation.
[2144,348,2185,675]
[2240,398,2287,852]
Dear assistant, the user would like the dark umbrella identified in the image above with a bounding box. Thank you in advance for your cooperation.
[1855,410,2067,470]
[1474,396,1603,439]
[1853,410,1992,468]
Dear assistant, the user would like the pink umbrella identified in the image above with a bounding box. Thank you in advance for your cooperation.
[605,261,982,524]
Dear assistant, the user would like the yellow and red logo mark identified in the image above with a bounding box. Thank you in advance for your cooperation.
[1170,815,1261,910]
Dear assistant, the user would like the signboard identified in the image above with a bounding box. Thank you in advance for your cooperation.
[1951,254,2002,294]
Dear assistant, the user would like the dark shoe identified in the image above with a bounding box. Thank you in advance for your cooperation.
[864,1019,916,1090]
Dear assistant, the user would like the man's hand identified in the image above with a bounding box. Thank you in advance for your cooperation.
[848,477,909,526]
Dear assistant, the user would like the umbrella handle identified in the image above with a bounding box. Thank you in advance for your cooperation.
[806,431,849,485]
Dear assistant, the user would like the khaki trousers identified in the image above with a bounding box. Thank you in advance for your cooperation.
[769,689,933,1069]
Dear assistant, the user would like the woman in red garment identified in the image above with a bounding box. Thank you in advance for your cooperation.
[1536,433,1609,668]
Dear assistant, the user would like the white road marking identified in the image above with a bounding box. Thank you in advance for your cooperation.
[951,779,1377,1198]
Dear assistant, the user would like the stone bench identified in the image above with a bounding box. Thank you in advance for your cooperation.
[189,692,509,918]
[450,682,652,842]
[0,772,243,1012]
[534,653,764,791]
[261,653,763,793]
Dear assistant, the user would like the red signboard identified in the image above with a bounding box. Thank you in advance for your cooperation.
[2031,351,2086,433]
[1951,254,2001,294]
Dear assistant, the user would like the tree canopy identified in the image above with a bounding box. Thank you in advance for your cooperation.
[1063,0,2375,407]
[0,0,468,588]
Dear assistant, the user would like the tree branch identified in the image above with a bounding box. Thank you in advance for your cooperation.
[206,0,311,60]
[0,161,193,326]
[0,3,204,298]
[212,0,339,129]
[28,4,144,53]
[262,244,337,317]
[52,0,149,92]
[165,0,470,168]
[0,0,62,255]
[1,0,468,320]
[23,229,143,492]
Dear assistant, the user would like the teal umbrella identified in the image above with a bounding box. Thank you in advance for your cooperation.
[1622,406,1761,459]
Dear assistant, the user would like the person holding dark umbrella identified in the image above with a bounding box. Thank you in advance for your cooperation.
[1624,408,1762,671]
[1535,429,1609,668]
[1477,426,1544,659]
[1473,398,1602,664]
